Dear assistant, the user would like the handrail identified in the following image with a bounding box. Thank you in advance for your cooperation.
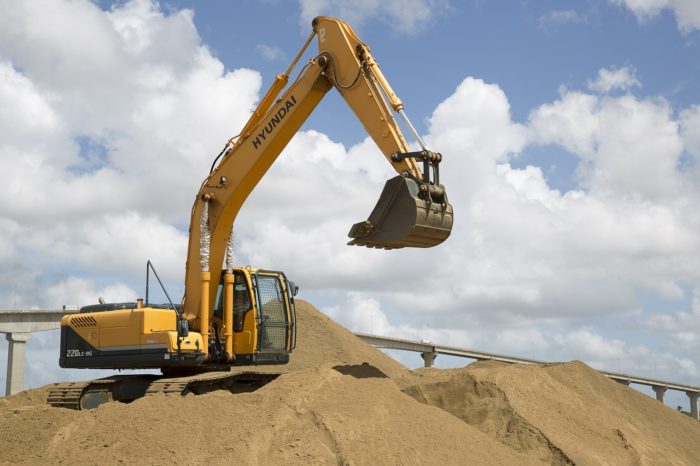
[145,260,178,314]
[354,332,700,394]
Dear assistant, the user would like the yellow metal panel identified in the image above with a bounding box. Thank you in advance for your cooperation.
[139,331,170,349]
[141,308,177,333]
[97,309,141,349]
[232,330,252,354]
[234,303,258,354]
[168,331,203,352]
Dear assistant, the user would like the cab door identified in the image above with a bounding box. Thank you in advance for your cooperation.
[252,272,294,353]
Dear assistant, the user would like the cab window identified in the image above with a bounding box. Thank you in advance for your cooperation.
[213,272,252,332]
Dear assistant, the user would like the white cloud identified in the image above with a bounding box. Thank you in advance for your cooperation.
[0,3,262,225]
[45,278,137,308]
[31,213,190,283]
[587,66,641,93]
[644,290,700,350]
[680,105,700,163]
[326,293,393,335]
[0,0,261,310]
[552,326,698,379]
[255,44,285,61]
[673,0,700,31]
[323,292,476,348]
[0,62,60,140]
[529,90,687,201]
[611,0,670,18]
[610,0,700,32]
[426,77,528,165]
[539,9,582,29]
[494,327,550,355]
[556,327,628,360]
[298,0,450,34]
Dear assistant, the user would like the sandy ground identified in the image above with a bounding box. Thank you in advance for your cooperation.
[1,300,698,465]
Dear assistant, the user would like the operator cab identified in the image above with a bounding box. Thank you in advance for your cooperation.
[212,267,297,365]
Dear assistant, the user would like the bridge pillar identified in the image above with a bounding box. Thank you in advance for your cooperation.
[5,332,31,396]
[421,351,437,368]
[686,391,699,421]
[652,385,667,403]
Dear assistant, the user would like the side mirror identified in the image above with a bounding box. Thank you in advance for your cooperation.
[177,318,189,338]
[289,281,299,297]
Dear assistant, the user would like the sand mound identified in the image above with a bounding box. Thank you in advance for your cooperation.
[398,360,700,465]
[283,300,406,377]
[397,363,572,465]
[0,385,50,410]
[0,366,541,465]
[1,301,699,465]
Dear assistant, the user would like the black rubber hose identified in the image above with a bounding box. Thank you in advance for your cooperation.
[209,143,230,174]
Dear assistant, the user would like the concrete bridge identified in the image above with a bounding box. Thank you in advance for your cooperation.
[2,310,699,421]
[354,333,700,421]
[0,310,70,396]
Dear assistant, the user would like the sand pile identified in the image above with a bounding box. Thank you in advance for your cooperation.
[0,366,540,465]
[282,300,406,377]
[398,360,700,465]
[1,300,699,465]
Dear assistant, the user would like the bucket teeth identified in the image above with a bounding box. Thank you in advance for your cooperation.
[348,175,453,249]
[348,221,375,239]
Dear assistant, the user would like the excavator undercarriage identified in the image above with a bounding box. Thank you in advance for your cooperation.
[47,371,279,410]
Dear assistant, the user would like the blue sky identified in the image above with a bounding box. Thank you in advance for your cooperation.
[1,0,699,410]
[155,0,699,137]
[158,0,699,197]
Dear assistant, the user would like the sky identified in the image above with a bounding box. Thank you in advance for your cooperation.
[0,0,699,409]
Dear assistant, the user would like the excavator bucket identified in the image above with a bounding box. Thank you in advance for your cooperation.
[348,176,453,249]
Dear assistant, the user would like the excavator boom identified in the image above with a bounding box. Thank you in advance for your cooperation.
[183,16,453,322]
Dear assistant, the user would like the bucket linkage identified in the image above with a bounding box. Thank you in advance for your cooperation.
[348,150,453,250]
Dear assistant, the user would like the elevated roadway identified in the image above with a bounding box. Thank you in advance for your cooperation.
[0,310,71,395]
[355,332,700,420]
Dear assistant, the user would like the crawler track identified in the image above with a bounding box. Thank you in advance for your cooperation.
[47,372,280,410]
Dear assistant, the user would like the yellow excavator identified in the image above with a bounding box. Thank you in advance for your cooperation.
[48,16,453,409]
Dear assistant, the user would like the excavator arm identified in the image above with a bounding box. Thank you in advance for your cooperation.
[182,16,453,328]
